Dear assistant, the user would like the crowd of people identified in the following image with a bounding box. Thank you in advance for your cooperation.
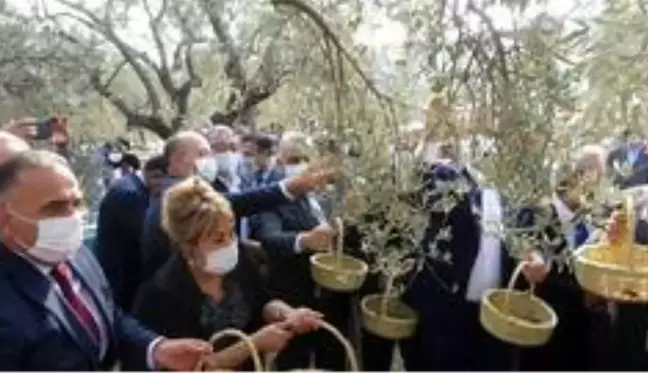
[0,115,648,371]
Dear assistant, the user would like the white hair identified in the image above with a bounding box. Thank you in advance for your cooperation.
[279,131,314,157]
[573,144,606,171]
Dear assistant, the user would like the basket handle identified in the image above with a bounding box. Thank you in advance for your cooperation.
[504,262,535,309]
[264,320,359,371]
[619,195,636,268]
[194,328,263,372]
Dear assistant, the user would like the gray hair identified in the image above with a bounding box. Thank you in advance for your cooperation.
[573,144,607,173]
[0,150,70,197]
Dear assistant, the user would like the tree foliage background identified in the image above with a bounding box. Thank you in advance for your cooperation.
[0,0,638,212]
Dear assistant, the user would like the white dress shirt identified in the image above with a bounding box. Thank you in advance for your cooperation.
[553,193,577,249]
[465,188,503,302]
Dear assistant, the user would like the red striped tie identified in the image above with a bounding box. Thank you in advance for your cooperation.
[51,263,101,345]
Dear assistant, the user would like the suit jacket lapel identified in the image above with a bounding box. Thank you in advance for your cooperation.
[69,248,115,333]
[0,245,99,363]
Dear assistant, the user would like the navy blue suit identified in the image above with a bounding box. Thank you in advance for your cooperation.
[401,163,514,371]
[249,168,347,371]
[95,174,149,311]
[139,177,292,283]
[0,244,157,370]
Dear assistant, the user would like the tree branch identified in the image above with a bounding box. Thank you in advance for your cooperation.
[271,0,392,105]
[201,0,247,92]
[54,0,162,114]
[143,0,173,94]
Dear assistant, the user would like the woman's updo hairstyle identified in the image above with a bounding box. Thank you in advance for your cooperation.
[161,176,234,251]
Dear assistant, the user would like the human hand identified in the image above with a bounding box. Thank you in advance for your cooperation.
[284,158,338,197]
[3,117,37,140]
[252,323,293,353]
[50,116,70,147]
[153,338,213,371]
[300,224,336,252]
[521,250,550,284]
[283,307,323,334]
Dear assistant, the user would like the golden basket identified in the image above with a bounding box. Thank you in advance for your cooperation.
[480,263,558,347]
[310,252,368,292]
[574,194,648,302]
[195,328,263,371]
[309,217,368,292]
[361,294,418,340]
[265,320,359,371]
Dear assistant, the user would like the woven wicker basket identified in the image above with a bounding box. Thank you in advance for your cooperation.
[264,320,359,371]
[480,263,558,347]
[310,252,368,292]
[574,194,648,302]
[195,328,263,371]
[360,294,418,340]
[309,218,368,292]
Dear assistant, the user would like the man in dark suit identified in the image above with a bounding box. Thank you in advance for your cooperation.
[250,131,341,370]
[401,160,514,371]
[94,155,167,312]
[140,131,334,284]
[0,150,211,370]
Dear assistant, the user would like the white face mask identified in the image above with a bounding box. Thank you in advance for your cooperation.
[203,239,239,275]
[242,156,254,169]
[214,152,235,170]
[12,210,84,264]
[284,164,306,178]
[107,151,123,164]
[195,157,218,182]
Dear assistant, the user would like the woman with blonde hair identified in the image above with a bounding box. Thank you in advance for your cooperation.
[133,177,322,370]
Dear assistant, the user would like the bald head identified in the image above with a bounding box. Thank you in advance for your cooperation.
[206,125,234,153]
[164,131,211,178]
[0,131,30,166]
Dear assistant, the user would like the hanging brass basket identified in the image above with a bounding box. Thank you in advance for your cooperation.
[195,328,263,371]
[360,294,418,340]
[310,252,368,292]
[264,320,359,371]
[574,195,648,302]
[480,263,558,347]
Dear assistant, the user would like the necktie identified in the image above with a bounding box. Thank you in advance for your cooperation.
[51,263,101,345]
[574,222,590,247]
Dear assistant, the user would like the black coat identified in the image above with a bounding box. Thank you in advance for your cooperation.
[401,163,514,371]
[249,171,348,371]
[132,246,270,342]
[94,174,149,311]
[517,200,608,371]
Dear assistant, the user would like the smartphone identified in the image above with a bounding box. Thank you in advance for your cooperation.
[34,119,53,140]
